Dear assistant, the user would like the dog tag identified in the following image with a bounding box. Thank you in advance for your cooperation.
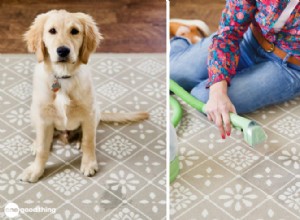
[52,79,61,92]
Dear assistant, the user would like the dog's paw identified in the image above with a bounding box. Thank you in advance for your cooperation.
[19,164,44,183]
[80,159,98,177]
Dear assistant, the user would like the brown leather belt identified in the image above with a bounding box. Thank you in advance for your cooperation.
[250,24,300,66]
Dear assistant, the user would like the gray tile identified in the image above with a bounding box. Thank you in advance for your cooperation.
[43,166,92,199]
[0,211,31,220]
[95,93,116,108]
[243,199,298,220]
[115,69,152,88]
[290,104,300,116]
[99,165,148,201]
[245,105,287,124]
[243,160,294,194]
[51,141,81,162]
[99,134,142,162]
[0,133,35,162]
[0,120,18,143]
[176,199,233,220]
[11,58,36,77]
[120,121,163,146]
[153,172,166,191]
[149,105,166,129]
[270,142,300,175]
[131,184,166,220]
[276,96,300,111]
[146,135,166,158]
[122,92,157,112]
[72,184,121,220]
[251,127,290,156]
[210,178,266,219]
[0,92,20,114]
[14,184,64,220]
[92,57,128,76]
[94,150,119,181]
[7,82,32,102]
[96,123,122,143]
[96,80,129,101]
[124,149,166,180]
[104,205,149,220]
[0,196,7,209]
[177,142,207,173]
[136,58,166,76]
[0,165,35,201]
[177,113,211,140]
[2,104,31,130]
[215,144,262,174]
[181,160,235,195]
[170,179,203,217]
[269,114,300,139]
[43,203,93,220]
[274,179,300,217]
[0,67,23,90]
[187,126,235,156]
[141,79,166,102]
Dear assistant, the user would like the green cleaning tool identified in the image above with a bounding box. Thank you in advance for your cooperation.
[170,96,183,127]
[170,79,267,147]
[170,96,183,183]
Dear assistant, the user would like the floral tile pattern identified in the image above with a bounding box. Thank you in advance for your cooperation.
[7,82,32,101]
[275,179,300,216]
[0,54,166,220]
[170,95,300,220]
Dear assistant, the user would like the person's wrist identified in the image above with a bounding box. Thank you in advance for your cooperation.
[209,80,228,95]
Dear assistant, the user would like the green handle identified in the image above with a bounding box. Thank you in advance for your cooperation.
[170,79,251,130]
[170,96,183,127]
[229,113,251,131]
[170,79,205,113]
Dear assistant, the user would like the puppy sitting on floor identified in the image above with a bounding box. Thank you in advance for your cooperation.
[20,10,148,182]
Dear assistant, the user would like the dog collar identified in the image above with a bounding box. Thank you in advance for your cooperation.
[56,75,72,79]
[52,75,72,92]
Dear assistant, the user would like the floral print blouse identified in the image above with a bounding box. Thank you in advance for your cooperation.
[207,0,300,87]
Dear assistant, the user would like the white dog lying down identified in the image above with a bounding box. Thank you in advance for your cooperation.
[20,10,148,182]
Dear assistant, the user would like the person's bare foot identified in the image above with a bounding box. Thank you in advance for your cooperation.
[170,19,210,44]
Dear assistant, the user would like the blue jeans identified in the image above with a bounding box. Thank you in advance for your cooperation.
[170,28,300,113]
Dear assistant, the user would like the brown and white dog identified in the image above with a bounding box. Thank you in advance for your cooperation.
[20,10,148,182]
[170,19,210,44]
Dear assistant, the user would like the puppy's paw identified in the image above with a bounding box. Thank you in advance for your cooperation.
[80,159,98,177]
[19,164,44,183]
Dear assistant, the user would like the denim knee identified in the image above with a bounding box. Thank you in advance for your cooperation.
[190,82,209,103]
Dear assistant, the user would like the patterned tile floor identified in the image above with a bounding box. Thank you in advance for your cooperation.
[170,96,300,220]
[0,54,166,220]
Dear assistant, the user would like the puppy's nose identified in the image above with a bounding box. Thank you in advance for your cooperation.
[57,46,70,57]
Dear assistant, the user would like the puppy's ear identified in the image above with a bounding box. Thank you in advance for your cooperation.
[24,13,48,63]
[77,13,103,64]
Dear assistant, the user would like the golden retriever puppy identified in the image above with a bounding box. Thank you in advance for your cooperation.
[20,10,148,182]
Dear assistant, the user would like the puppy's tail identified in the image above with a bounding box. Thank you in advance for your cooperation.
[100,112,149,123]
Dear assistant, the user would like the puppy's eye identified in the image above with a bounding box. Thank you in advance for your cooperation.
[71,28,79,35]
[49,28,56,34]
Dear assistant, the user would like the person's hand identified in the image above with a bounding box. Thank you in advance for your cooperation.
[205,80,236,139]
